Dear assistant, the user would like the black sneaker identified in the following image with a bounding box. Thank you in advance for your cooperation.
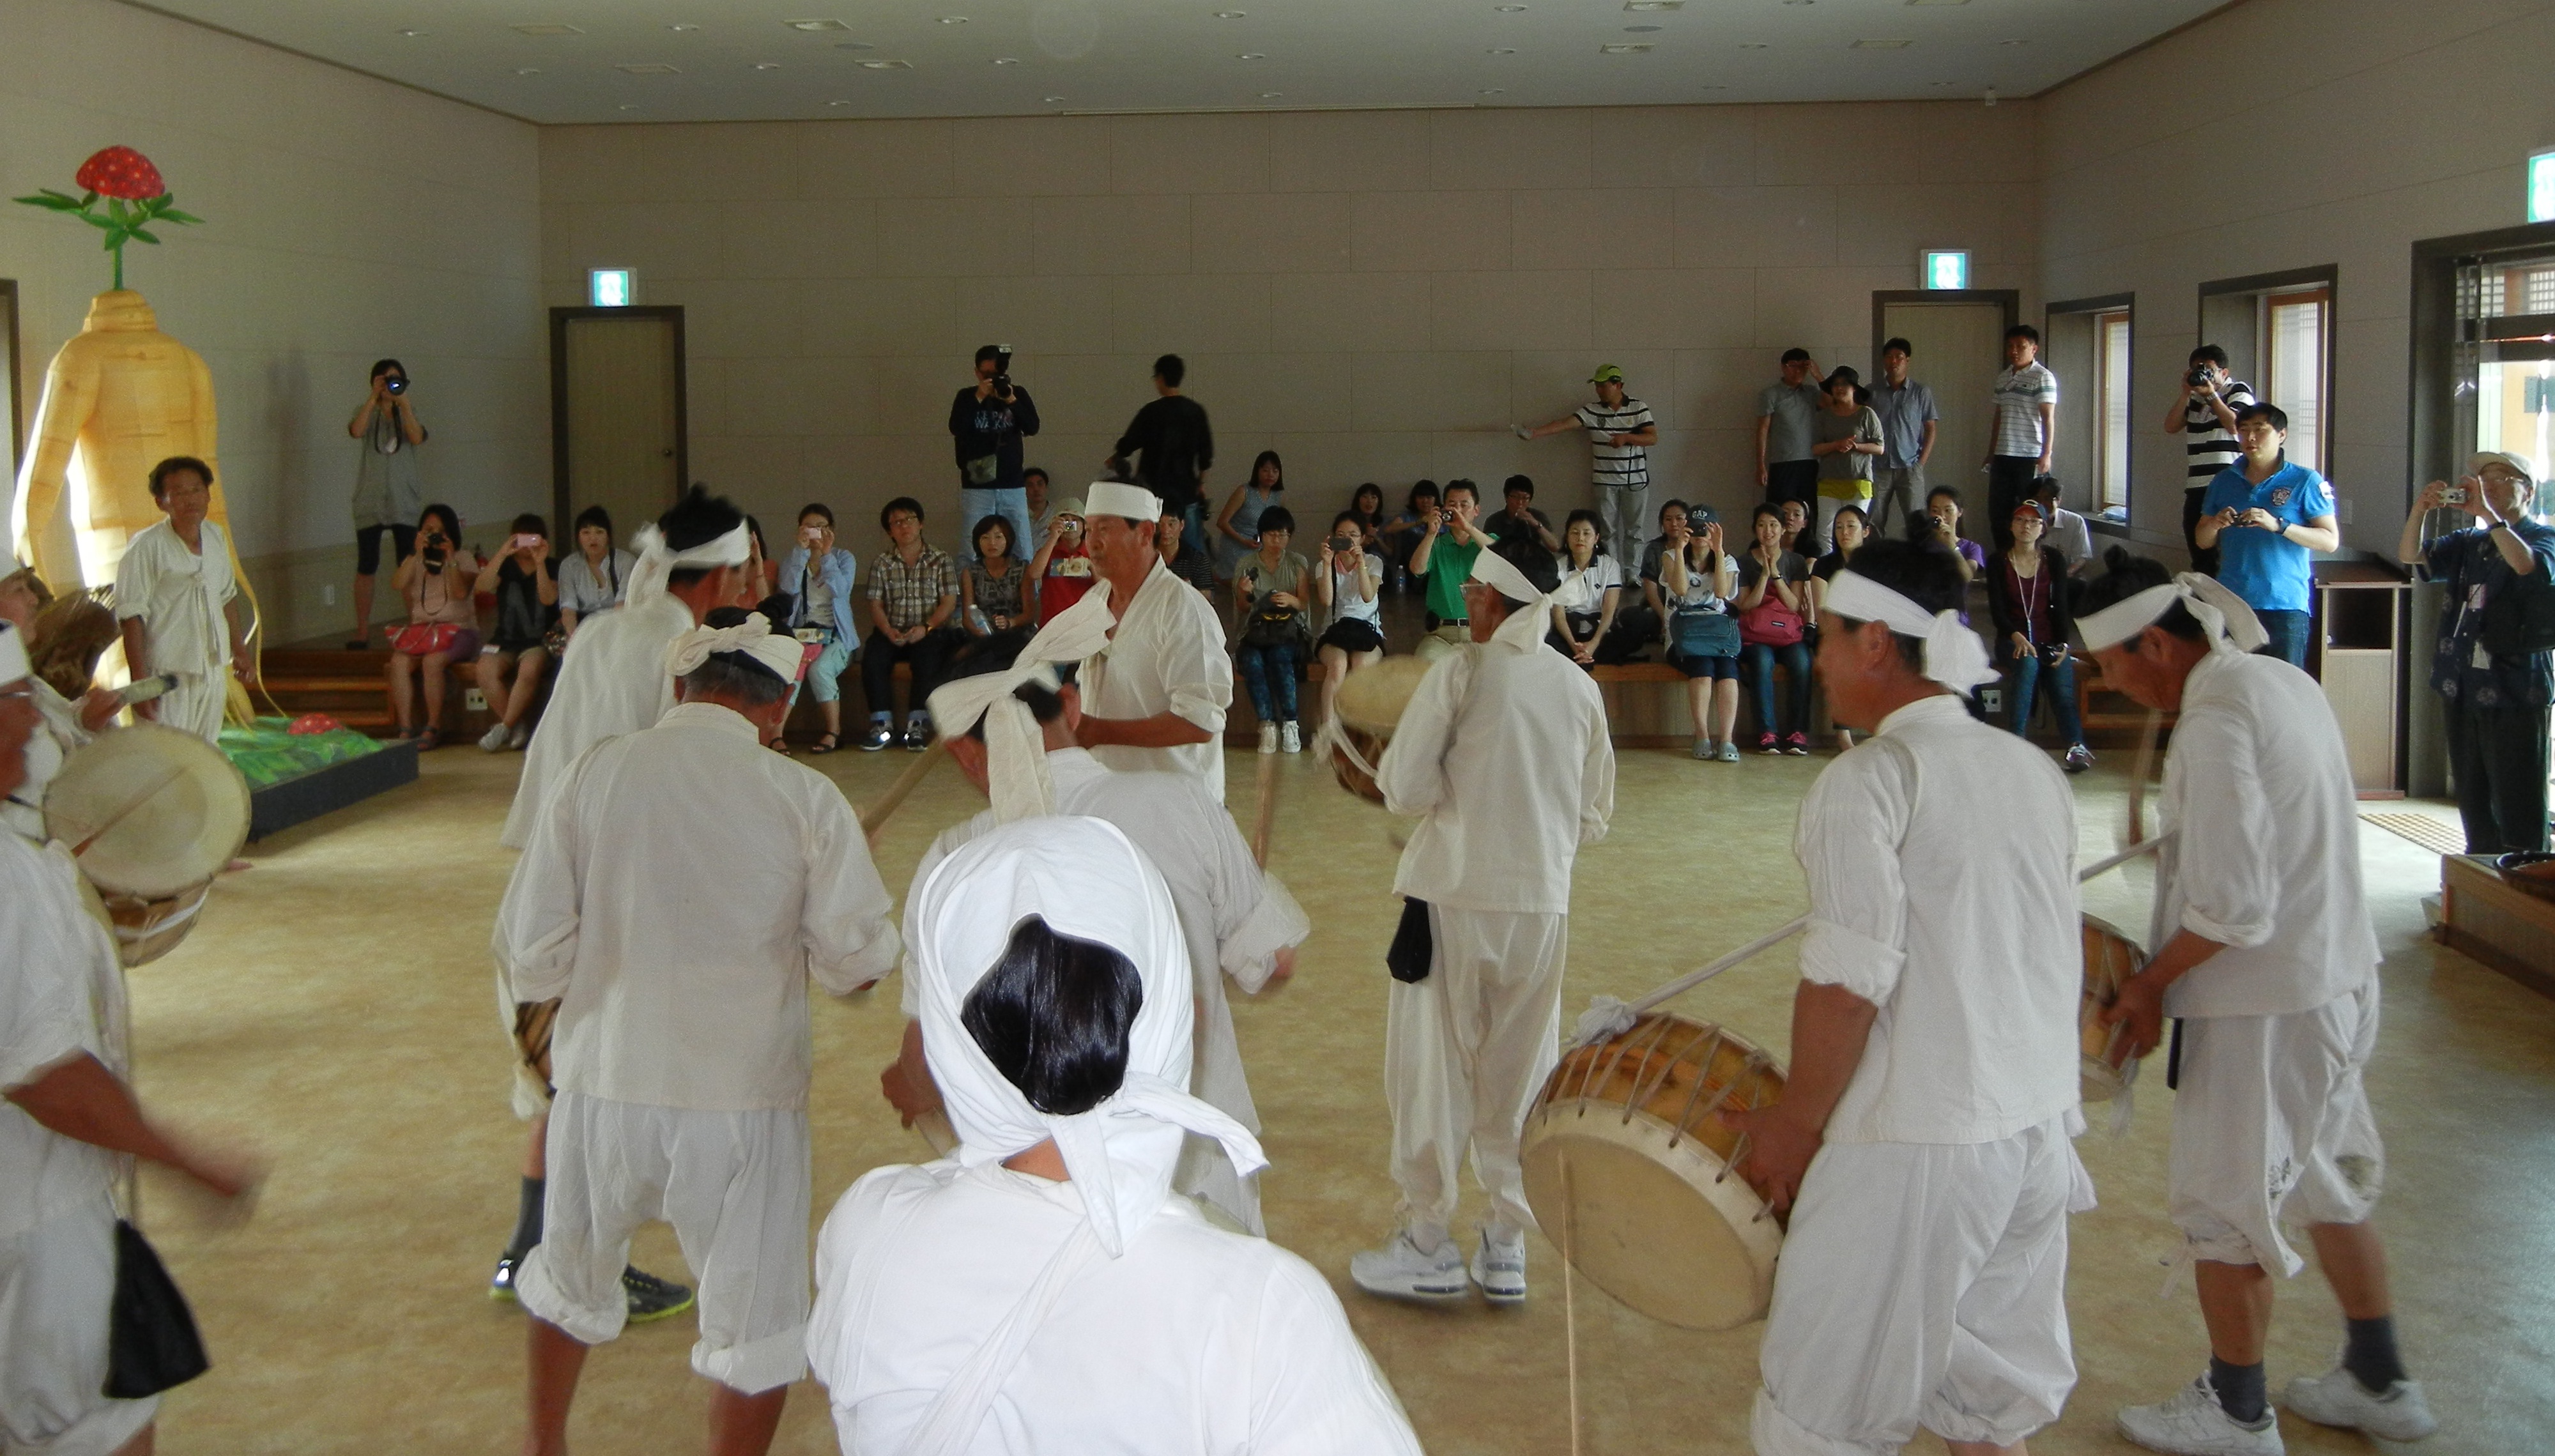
[489,1253,523,1303]
[623,1266,695,1324]
[857,723,894,751]
[901,722,933,751]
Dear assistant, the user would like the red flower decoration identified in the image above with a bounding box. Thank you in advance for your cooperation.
[288,713,345,736]
[75,146,165,201]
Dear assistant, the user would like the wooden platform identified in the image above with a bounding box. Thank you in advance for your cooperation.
[2440,854,2555,1001]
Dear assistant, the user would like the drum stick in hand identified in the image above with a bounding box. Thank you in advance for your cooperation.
[1249,749,1280,868]
[859,739,946,838]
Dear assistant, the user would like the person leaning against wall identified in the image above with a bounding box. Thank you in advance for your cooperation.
[347,358,427,648]
[1868,338,1938,538]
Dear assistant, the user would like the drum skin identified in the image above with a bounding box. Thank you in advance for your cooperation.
[1327,655,1434,805]
[2078,916,2150,1103]
[1520,1013,1787,1331]
[46,724,249,968]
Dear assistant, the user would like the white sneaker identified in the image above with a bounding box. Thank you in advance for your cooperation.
[1469,1230,1526,1305]
[1349,1230,1469,1303]
[507,723,530,750]
[1279,721,1301,753]
[2283,1363,2437,1441]
[1257,724,1279,754]
[478,721,510,752]
[2117,1376,2283,1455]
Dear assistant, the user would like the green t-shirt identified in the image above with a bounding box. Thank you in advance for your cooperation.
[1424,533,1492,621]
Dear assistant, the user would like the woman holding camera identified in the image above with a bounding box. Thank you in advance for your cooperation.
[385,502,480,749]
[471,514,558,752]
[1232,505,1311,754]
[1314,512,1385,730]
[779,503,861,753]
[1988,500,2093,773]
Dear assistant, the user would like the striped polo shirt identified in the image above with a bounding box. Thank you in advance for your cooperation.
[2183,379,2256,486]
[1990,363,2059,459]
[1575,397,1655,491]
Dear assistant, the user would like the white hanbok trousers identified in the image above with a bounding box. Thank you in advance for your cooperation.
[1385,905,1568,1249]
[0,1197,158,1456]
[1754,1117,2089,1456]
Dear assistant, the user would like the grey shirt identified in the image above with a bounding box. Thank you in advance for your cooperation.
[1868,378,1939,470]
[350,414,425,530]
[1758,381,1828,464]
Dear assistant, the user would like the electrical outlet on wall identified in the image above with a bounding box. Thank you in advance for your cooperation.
[322,584,336,606]
[1979,687,2003,716]
[464,689,487,711]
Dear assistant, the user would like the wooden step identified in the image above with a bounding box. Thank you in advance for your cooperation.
[261,675,392,694]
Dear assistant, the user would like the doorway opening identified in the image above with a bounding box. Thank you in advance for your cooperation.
[549,306,687,547]
[1871,288,2019,537]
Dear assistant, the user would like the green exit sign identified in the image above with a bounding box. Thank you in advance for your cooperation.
[1922,250,1970,290]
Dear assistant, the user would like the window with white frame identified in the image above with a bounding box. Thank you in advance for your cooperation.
[2262,288,2331,473]
[2093,309,2133,516]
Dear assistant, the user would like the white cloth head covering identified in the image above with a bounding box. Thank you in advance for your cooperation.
[0,620,27,685]
[663,612,806,684]
[1468,544,1554,655]
[1823,569,2001,695]
[2076,571,2267,657]
[622,519,752,608]
[909,815,1266,1257]
[1083,481,1162,523]
[925,589,1118,822]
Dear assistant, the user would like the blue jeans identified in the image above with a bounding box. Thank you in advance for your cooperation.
[1742,640,1813,740]
[2007,649,2083,744]
[959,486,1034,564]
[1238,640,1300,723]
[2255,608,2311,666]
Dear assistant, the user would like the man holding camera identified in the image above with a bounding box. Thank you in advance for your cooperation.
[949,346,1040,566]
[347,358,427,649]
[2163,346,2255,577]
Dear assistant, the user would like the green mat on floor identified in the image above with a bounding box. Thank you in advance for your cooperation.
[217,716,388,792]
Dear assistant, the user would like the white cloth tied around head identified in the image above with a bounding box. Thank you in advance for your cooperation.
[1084,480,1162,523]
[663,611,806,684]
[622,519,752,606]
[925,588,1119,822]
[1468,544,1554,656]
[1823,570,2000,696]
[909,816,1267,1257]
[2076,572,2267,657]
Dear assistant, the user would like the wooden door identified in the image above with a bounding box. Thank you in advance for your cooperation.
[1879,298,2013,497]
[551,307,685,542]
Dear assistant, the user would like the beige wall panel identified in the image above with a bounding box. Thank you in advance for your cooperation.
[1031,194,1193,276]
[1592,269,1756,354]
[1109,274,1273,355]
[542,126,654,207]
[949,116,1114,197]
[1203,353,1357,436]
[565,201,726,283]
[1429,109,1595,192]
[1268,273,1432,355]
[1614,106,1761,189]
[1838,183,2035,270]
[1192,193,1356,274]
[950,277,1119,360]
[1675,187,1838,268]
[1751,267,1907,353]
[1350,354,1512,435]
[1113,113,1273,195]
[1430,272,1593,353]
[875,197,1036,278]
[721,201,881,280]
[640,123,806,204]
[1512,190,1676,271]
[1753,104,1928,188]
[1264,110,1438,193]
[795,277,957,360]
[1350,193,1512,272]
[798,119,958,199]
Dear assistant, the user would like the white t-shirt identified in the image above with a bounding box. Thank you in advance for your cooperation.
[0,836,126,1239]
[1550,556,1625,616]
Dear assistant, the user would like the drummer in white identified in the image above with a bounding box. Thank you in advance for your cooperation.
[1723,538,2089,1456]
[2080,556,2434,1452]
[1071,480,1234,801]
[113,456,256,744]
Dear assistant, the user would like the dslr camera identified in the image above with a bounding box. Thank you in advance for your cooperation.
[384,374,408,395]
[2186,364,2214,389]
[990,345,1014,397]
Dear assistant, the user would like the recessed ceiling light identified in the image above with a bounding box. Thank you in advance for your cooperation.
[1488,47,1516,54]
[1480,86,1505,94]
[992,56,1020,65]
[618,63,680,74]
[754,62,782,70]
[1238,52,1265,59]
[1738,42,1771,49]
[833,40,874,50]
[1495,3,1527,10]
[827,99,854,106]
[785,18,852,31]
[1259,91,1282,98]
[1624,24,1662,33]
[618,104,641,111]
[1852,38,1914,49]
[668,23,702,32]
[1998,37,2026,45]
[396,28,426,37]
[938,15,969,24]
[1782,0,1815,6]
[512,23,582,35]
[1625,1,1683,10]
[1600,42,1652,53]
[1906,0,1970,6]
[1930,79,1954,85]
[858,58,913,69]
[1043,95,1066,102]
[1217,9,1247,16]
[513,67,542,75]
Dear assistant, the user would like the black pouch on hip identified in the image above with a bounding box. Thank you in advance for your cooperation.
[1387,897,1433,984]
[106,1218,210,1398]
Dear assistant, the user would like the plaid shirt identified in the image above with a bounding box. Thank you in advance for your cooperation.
[866,545,959,631]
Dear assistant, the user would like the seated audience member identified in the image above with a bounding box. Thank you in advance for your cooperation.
[1808,503,1869,751]
[1156,507,1218,597]
[1316,512,1386,728]
[1377,481,1441,590]
[473,514,560,753]
[1214,450,1290,584]
[781,502,862,754]
[1348,482,1387,539]
[2031,475,2096,576]
[556,506,636,640]
[1661,513,1742,761]
[1623,498,1690,654]
[1738,502,1814,755]
[2195,401,2342,666]
[1547,509,1625,668]
[1777,498,1811,559]
[861,496,962,751]
[736,514,781,608]
[1490,475,1561,555]
[1914,484,1990,576]
[963,517,1030,637]
[386,502,481,749]
[1233,506,1312,755]
[1810,367,1885,556]
[1989,500,2094,774]
[1029,496,1096,625]
[1023,466,1054,541]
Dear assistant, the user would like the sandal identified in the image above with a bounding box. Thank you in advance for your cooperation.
[771,738,795,755]
[416,728,442,751]
[808,733,840,755]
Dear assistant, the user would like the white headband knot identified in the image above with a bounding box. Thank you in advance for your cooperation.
[2076,571,2267,657]
[624,519,753,605]
[1823,570,2001,696]
[926,589,1118,822]
[663,613,805,685]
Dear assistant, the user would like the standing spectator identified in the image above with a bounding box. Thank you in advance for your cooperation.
[2032,476,2096,577]
[1986,325,2059,552]
[1915,485,1990,577]
[1811,367,1886,556]
[1028,496,1096,626]
[2163,345,2255,576]
[1213,450,1288,583]
[346,358,427,648]
[113,456,254,744]
[859,497,960,751]
[1347,483,1387,539]
[1156,507,1218,597]
[1757,348,1827,517]
[1738,503,1815,754]
[381,502,479,749]
[1662,515,1742,761]
[948,345,1040,565]
[2399,452,2552,854]
[1489,475,1562,556]
[556,506,634,641]
[1022,467,1054,542]
[1316,513,1386,728]
[473,514,560,753]
[1809,504,1869,752]
[2195,404,2340,666]
[1107,353,1214,540]
[1378,482,1441,592]
[779,503,861,753]
[1546,510,1623,668]
[1868,338,1938,537]
[960,517,1029,637]
[1988,501,2093,773]
[1232,507,1311,755]
[1408,480,1496,657]
[1520,365,1656,563]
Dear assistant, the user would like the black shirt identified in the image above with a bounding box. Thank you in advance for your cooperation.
[493,557,560,651]
[1112,395,1215,514]
[948,385,1041,491]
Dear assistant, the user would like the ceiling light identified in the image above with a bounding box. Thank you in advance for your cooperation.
[1480,86,1505,94]
[397,28,426,37]
[511,23,580,35]
[1852,38,1914,49]
[858,58,913,69]
[992,56,1020,65]
[1217,9,1247,16]
[834,40,875,49]
[1738,42,1770,49]
[938,15,969,24]
[1238,52,1265,59]
[1600,42,1652,53]
[1906,1,1970,6]
[667,23,701,32]
[1044,95,1066,102]
[513,67,542,75]
[1624,1,1684,9]
[828,99,854,106]
[1496,3,1528,10]
[1488,47,1516,54]
[754,62,782,70]
[785,19,852,31]
[1997,37,2025,45]
[1624,24,1662,32]
[618,104,641,111]
[1260,91,1282,98]
[617,63,680,74]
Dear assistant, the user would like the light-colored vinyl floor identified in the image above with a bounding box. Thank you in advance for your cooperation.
[121,735,2555,1453]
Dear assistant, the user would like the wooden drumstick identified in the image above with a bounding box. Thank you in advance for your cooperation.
[1248,747,1280,868]
[859,739,947,838]
[68,765,188,858]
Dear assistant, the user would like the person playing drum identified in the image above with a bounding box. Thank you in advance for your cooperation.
[1723,538,2090,1456]
[2079,555,2434,1451]
[0,569,120,845]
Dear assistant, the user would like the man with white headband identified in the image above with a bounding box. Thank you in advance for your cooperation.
[879,593,1309,1231]
[1719,537,2089,1456]
[496,608,900,1456]
[2078,554,2432,1451]
[1070,480,1234,800]
[809,816,1420,1455]
[1351,534,1612,1307]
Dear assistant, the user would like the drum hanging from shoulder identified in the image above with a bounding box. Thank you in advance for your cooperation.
[1519,1012,1788,1331]
[2078,915,2151,1103]
[1326,655,1434,805]
[45,724,250,967]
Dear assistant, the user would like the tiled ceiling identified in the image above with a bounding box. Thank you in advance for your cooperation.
[135,0,2227,124]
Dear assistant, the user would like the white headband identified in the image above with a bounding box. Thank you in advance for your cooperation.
[2076,571,2267,657]
[663,613,805,685]
[925,589,1118,822]
[1823,570,2000,696]
[624,519,752,605]
[0,621,27,685]
[1468,544,1553,655]
[1083,480,1162,523]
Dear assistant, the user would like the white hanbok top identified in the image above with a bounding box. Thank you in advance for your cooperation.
[494,702,901,1112]
[2152,650,2379,1018]
[809,1161,1422,1456]
[2,681,93,843]
[0,834,126,1239]
[1795,694,2081,1146]
[1379,636,1613,915]
[111,519,234,671]
[500,590,691,848]
[1080,560,1233,801]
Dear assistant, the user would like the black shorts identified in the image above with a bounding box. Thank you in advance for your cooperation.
[1668,650,1740,681]
[357,522,416,576]
[1319,618,1385,654]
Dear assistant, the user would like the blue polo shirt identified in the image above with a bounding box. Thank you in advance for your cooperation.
[2202,461,2332,613]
